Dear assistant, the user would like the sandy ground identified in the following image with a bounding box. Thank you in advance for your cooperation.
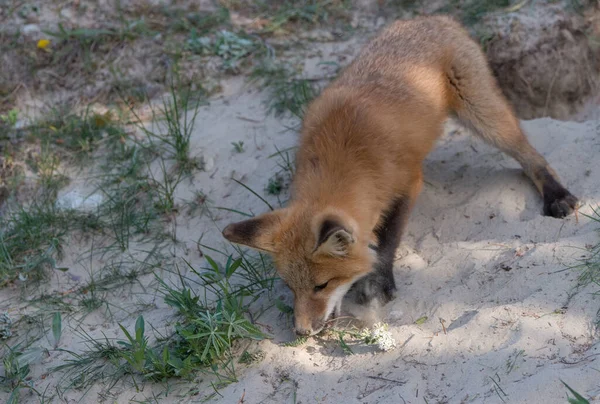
[2,3,600,403]
[5,56,600,404]
[184,83,600,404]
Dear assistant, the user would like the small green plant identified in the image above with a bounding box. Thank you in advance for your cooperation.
[54,254,267,397]
[130,79,204,174]
[259,0,350,34]
[0,108,18,127]
[265,173,285,195]
[251,61,317,119]
[39,107,123,159]
[434,0,512,26]
[28,140,70,194]
[570,206,600,288]
[332,322,397,355]
[238,349,264,364]
[0,312,13,340]
[187,30,262,72]
[283,336,307,347]
[231,141,245,153]
[0,203,100,286]
[0,344,45,403]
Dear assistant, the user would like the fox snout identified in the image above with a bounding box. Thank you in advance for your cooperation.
[294,314,327,336]
[292,295,331,336]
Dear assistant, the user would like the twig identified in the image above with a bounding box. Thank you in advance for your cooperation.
[367,376,406,385]
[439,318,447,335]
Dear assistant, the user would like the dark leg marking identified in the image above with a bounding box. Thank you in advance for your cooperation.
[351,196,410,305]
[539,168,578,218]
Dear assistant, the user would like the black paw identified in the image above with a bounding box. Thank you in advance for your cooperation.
[543,192,578,219]
[350,272,397,306]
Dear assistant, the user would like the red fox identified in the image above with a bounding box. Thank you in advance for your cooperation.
[222,16,578,336]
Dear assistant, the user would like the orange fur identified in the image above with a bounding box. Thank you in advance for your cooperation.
[222,15,578,336]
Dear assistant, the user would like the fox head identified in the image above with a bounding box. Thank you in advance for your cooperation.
[222,206,375,336]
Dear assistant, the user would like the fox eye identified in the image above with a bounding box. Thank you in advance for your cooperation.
[314,281,329,292]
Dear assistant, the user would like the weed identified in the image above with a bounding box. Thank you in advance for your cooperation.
[283,336,308,347]
[184,190,211,218]
[153,6,230,34]
[505,349,525,374]
[0,344,45,403]
[26,140,70,196]
[51,313,62,349]
[251,61,317,119]
[238,349,265,364]
[571,207,600,288]
[53,254,266,397]
[231,141,245,153]
[130,79,204,174]
[265,173,285,196]
[38,107,124,160]
[332,323,397,354]
[435,0,511,26]
[0,203,100,286]
[0,108,18,127]
[148,156,184,214]
[187,30,263,72]
[0,313,13,340]
[246,0,350,34]
[43,22,152,74]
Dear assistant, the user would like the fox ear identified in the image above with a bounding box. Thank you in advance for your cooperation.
[314,217,355,257]
[222,210,285,253]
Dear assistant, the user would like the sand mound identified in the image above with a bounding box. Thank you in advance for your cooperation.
[486,4,599,120]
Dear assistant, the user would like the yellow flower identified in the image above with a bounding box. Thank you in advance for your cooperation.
[37,39,51,49]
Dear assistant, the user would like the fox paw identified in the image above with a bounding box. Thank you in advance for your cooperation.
[543,192,578,218]
[351,273,397,306]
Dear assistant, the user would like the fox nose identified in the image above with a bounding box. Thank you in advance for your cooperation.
[294,325,312,336]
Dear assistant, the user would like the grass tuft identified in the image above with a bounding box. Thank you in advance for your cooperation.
[251,61,317,119]
[0,203,100,286]
[53,254,267,397]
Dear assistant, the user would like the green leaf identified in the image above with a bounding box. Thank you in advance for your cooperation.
[415,316,428,325]
[225,257,242,279]
[338,334,353,355]
[119,323,135,344]
[52,312,62,347]
[135,315,145,343]
[561,380,590,404]
[275,299,294,315]
[16,346,45,368]
[205,255,219,272]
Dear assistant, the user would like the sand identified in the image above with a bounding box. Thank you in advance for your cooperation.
[3,16,600,404]
[191,85,600,404]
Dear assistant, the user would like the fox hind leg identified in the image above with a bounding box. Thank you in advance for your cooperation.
[446,37,578,218]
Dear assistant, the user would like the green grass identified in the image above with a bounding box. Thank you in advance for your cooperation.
[229,0,350,34]
[251,61,318,119]
[562,380,590,404]
[187,30,265,73]
[0,343,46,404]
[36,106,126,161]
[129,79,204,174]
[0,203,101,286]
[53,254,266,397]
[572,207,600,288]
[434,0,511,26]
